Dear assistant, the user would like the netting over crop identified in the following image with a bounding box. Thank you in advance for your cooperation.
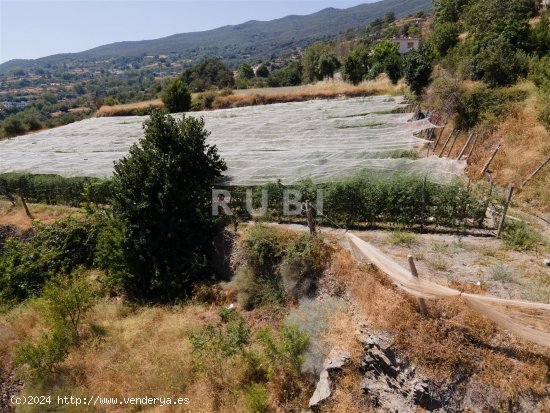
[0,96,465,184]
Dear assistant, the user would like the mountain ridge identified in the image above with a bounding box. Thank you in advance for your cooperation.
[0,0,432,72]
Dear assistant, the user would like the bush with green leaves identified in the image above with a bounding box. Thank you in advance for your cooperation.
[161,78,191,113]
[0,216,106,305]
[530,56,550,95]
[343,43,370,85]
[267,62,302,87]
[0,173,112,206]
[111,109,227,301]
[368,40,403,84]
[15,270,97,379]
[501,220,542,251]
[302,42,340,82]
[430,22,460,57]
[538,102,550,132]
[403,44,434,96]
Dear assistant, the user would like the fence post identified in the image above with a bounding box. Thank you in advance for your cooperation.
[457,132,475,160]
[521,155,550,188]
[445,130,460,158]
[306,200,316,234]
[438,129,456,157]
[432,126,446,152]
[465,133,479,163]
[408,255,427,316]
[497,184,514,238]
[480,143,501,175]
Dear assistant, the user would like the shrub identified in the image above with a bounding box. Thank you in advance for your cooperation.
[488,263,517,283]
[241,225,286,275]
[15,270,96,379]
[93,219,129,295]
[231,265,284,310]
[0,173,112,206]
[403,45,434,96]
[161,78,191,113]
[530,56,550,95]
[15,324,74,379]
[537,102,550,132]
[111,110,227,301]
[501,220,542,251]
[430,22,460,57]
[389,230,418,246]
[280,235,333,300]
[245,383,270,413]
[0,216,106,305]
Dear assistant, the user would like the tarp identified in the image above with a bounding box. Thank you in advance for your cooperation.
[347,233,550,347]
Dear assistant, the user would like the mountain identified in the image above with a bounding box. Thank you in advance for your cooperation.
[0,0,432,72]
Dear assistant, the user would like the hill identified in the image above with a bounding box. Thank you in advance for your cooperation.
[0,0,431,73]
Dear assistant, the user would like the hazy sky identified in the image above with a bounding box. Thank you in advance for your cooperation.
[0,0,372,63]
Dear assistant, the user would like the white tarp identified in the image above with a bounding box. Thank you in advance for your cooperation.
[0,96,465,184]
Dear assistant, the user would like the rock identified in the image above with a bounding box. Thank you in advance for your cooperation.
[308,347,350,409]
[360,330,444,412]
[308,370,331,408]
[323,347,350,370]
[543,258,550,267]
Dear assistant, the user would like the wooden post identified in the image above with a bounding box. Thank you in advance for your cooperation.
[432,126,446,152]
[457,132,475,160]
[438,129,456,157]
[445,130,460,158]
[306,200,316,234]
[497,184,514,238]
[408,255,427,316]
[480,143,501,175]
[465,133,479,163]
[19,194,34,220]
[521,155,550,188]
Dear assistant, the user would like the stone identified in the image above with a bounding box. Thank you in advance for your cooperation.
[308,347,350,409]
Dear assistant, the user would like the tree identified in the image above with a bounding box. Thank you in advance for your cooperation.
[255,64,270,78]
[343,44,370,85]
[370,40,403,84]
[182,58,235,92]
[238,63,255,80]
[111,110,227,301]
[403,44,434,96]
[161,78,191,113]
[302,42,340,82]
[268,61,303,87]
[430,22,460,57]
[532,10,550,56]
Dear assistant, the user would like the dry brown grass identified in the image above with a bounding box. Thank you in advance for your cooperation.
[331,249,550,399]
[213,78,402,110]
[96,99,163,117]
[0,201,79,230]
[457,82,550,212]
[96,78,402,117]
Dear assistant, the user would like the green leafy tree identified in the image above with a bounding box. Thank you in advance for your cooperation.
[343,44,370,85]
[111,110,227,301]
[302,42,340,82]
[255,64,270,78]
[182,58,235,92]
[370,40,403,84]
[238,63,255,80]
[268,61,303,87]
[532,10,550,56]
[434,0,471,23]
[530,55,550,94]
[403,45,434,95]
[161,78,191,113]
[430,22,460,57]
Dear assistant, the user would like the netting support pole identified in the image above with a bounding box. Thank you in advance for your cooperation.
[480,143,501,175]
[438,129,456,157]
[457,132,475,160]
[306,200,316,234]
[408,255,427,316]
[497,184,514,238]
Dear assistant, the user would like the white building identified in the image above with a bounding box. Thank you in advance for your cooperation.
[392,38,420,54]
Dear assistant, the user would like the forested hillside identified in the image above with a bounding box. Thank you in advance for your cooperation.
[0,0,431,73]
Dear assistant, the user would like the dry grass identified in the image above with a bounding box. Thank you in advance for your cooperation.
[96,78,402,117]
[0,201,79,230]
[458,82,550,212]
[331,249,550,399]
[213,78,402,110]
[96,99,163,117]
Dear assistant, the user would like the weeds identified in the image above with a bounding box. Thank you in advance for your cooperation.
[488,263,518,283]
[388,230,418,246]
[427,254,450,271]
[501,221,542,251]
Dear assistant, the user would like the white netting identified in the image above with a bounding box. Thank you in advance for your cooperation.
[0,96,465,184]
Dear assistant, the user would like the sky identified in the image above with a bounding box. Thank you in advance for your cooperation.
[0,0,373,63]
